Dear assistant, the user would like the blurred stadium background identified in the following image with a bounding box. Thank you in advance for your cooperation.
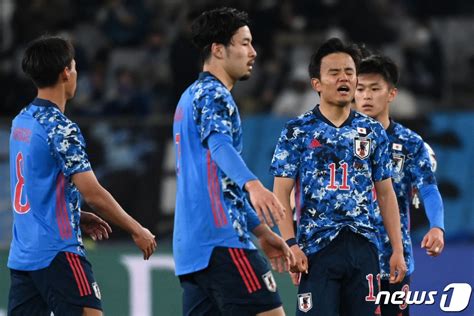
[0,0,473,315]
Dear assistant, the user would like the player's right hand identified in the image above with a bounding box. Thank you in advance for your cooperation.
[289,245,308,274]
[389,251,407,284]
[245,179,285,227]
[132,227,157,260]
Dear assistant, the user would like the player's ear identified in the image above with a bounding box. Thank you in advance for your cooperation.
[311,78,321,93]
[388,87,398,103]
[211,43,225,60]
[60,66,70,83]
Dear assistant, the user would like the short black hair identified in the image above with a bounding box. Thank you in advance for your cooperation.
[191,7,250,62]
[358,55,399,87]
[21,36,75,88]
[308,38,361,79]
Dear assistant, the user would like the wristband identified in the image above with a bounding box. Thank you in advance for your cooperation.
[285,237,297,247]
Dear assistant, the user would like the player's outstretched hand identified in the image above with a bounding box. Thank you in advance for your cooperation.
[289,245,308,274]
[132,227,157,260]
[421,227,444,257]
[389,251,407,284]
[80,211,112,241]
[256,227,295,273]
[245,180,286,227]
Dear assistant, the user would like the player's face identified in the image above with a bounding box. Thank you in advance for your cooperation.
[65,59,77,100]
[312,53,356,108]
[354,73,396,120]
[223,26,257,82]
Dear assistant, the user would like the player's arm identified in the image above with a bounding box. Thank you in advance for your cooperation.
[207,132,285,226]
[251,223,295,273]
[72,171,156,260]
[419,184,445,256]
[417,142,445,257]
[273,177,307,274]
[374,178,407,283]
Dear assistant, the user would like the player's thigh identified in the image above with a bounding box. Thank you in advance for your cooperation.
[296,247,347,316]
[8,269,49,316]
[380,276,411,316]
[257,305,285,316]
[197,247,282,316]
[31,251,103,316]
[179,274,221,316]
[341,236,380,316]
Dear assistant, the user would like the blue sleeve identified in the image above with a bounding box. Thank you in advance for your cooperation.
[371,125,393,182]
[270,123,302,178]
[207,132,257,189]
[419,184,445,231]
[247,208,261,232]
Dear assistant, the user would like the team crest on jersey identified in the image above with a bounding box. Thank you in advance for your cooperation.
[298,292,313,312]
[92,282,101,300]
[354,137,371,159]
[392,153,405,174]
[262,271,277,292]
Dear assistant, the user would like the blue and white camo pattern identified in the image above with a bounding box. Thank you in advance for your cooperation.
[192,72,254,244]
[374,121,436,279]
[29,104,91,253]
[270,107,393,256]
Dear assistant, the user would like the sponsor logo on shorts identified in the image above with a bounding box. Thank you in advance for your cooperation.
[92,282,101,300]
[298,292,313,312]
[262,271,277,292]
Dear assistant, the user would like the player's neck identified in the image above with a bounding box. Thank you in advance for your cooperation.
[319,102,351,127]
[37,88,67,113]
[377,115,391,130]
[203,64,235,91]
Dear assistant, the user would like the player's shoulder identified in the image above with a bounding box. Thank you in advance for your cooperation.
[193,74,232,103]
[283,110,317,133]
[391,121,425,148]
[352,110,385,133]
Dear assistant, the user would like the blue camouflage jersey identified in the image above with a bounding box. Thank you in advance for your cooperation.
[173,72,259,276]
[270,106,392,256]
[8,98,91,271]
[374,120,436,279]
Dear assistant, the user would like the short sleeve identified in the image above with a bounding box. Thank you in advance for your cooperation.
[270,123,302,178]
[50,119,91,176]
[409,141,437,188]
[371,126,392,182]
[193,88,234,144]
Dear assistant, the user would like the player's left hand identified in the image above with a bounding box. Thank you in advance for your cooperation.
[389,251,407,284]
[258,231,296,273]
[421,227,444,257]
[80,211,112,241]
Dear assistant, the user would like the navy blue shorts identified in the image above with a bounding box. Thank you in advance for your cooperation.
[297,228,381,316]
[179,247,282,316]
[8,251,102,316]
[380,275,411,316]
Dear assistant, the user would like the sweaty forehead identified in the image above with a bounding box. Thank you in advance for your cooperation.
[321,53,355,71]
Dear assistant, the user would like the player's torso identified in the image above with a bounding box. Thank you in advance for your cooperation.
[8,102,85,270]
[293,109,388,253]
[172,74,255,272]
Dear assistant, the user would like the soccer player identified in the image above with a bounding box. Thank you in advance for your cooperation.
[8,36,157,316]
[354,54,445,316]
[173,7,295,316]
[271,38,407,316]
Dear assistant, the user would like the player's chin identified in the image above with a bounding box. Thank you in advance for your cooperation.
[239,73,252,81]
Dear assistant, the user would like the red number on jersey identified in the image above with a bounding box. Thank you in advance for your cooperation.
[326,162,350,191]
[365,273,381,302]
[14,152,30,214]
[175,133,181,175]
